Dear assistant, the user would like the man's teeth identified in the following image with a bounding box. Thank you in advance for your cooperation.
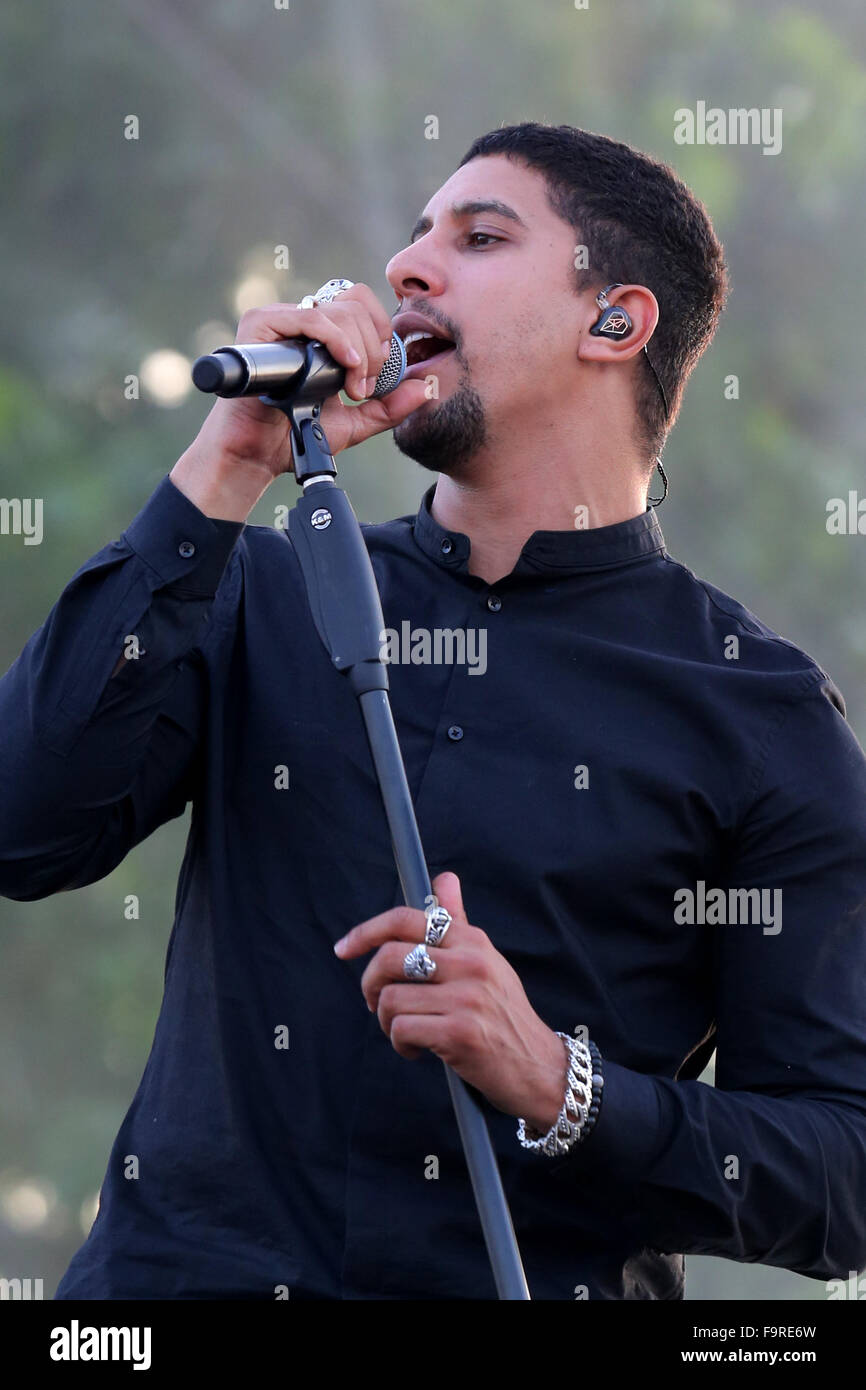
[401,329,454,368]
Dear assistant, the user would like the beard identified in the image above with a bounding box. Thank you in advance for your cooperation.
[392,359,487,475]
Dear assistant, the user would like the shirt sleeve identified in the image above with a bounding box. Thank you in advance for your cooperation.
[0,474,244,901]
[550,675,866,1282]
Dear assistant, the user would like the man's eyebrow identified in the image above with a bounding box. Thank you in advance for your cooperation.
[409,199,529,243]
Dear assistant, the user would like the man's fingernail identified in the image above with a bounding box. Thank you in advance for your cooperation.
[381,339,392,356]
[347,347,361,365]
[333,937,346,955]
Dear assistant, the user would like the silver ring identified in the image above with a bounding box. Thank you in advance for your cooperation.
[299,279,354,312]
[403,943,437,981]
[424,905,452,947]
[313,277,354,304]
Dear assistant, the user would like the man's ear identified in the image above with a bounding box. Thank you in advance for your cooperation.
[577,284,660,364]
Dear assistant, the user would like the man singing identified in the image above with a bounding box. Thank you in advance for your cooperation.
[2,122,865,1300]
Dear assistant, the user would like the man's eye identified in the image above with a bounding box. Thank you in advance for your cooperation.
[466,232,502,247]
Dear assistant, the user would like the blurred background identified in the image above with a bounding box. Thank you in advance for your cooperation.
[1,0,864,1301]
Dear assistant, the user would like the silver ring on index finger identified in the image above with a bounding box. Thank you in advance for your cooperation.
[313,278,355,304]
[424,904,452,948]
[299,279,354,312]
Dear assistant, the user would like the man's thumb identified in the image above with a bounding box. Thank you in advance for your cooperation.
[353,377,431,439]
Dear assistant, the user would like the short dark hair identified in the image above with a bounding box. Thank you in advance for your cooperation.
[458,122,729,463]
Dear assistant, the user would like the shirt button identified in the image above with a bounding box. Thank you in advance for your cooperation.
[486,593,502,612]
[440,538,453,555]
[178,540,196,558]
[447,725,463,741]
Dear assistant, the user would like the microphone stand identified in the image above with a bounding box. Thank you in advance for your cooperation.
[260,350,530,1300]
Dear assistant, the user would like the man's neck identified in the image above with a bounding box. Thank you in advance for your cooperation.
[427,431,649,585]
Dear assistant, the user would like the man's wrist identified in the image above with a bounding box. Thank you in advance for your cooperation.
[522,1028,573,1134]
[170,445,274,522]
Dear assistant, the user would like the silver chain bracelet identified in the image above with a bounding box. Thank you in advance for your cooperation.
[516,1032,600,1157]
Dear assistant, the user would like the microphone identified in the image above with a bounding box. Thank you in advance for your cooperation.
[191,333,407,404]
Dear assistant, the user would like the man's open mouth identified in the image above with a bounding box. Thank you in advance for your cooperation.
[401,329,456,369]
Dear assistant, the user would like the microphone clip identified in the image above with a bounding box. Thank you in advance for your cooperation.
[259,340,338,485]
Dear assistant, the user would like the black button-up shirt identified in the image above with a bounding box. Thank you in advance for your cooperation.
[2,474,866,1300]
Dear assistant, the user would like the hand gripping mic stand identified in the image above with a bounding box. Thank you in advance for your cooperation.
[260,346,531,1300]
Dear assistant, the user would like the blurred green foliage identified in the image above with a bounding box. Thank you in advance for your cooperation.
[1,0,864,1300]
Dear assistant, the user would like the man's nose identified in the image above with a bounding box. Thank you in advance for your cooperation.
[386,242,446,301]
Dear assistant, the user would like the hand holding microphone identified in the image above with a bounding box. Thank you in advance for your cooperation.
[171,282,430,520]
[192,277,408,405]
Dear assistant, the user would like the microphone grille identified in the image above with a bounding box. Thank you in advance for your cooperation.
[372,334,407,397]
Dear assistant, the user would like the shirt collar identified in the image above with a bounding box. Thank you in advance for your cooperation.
[412,482,667,580]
